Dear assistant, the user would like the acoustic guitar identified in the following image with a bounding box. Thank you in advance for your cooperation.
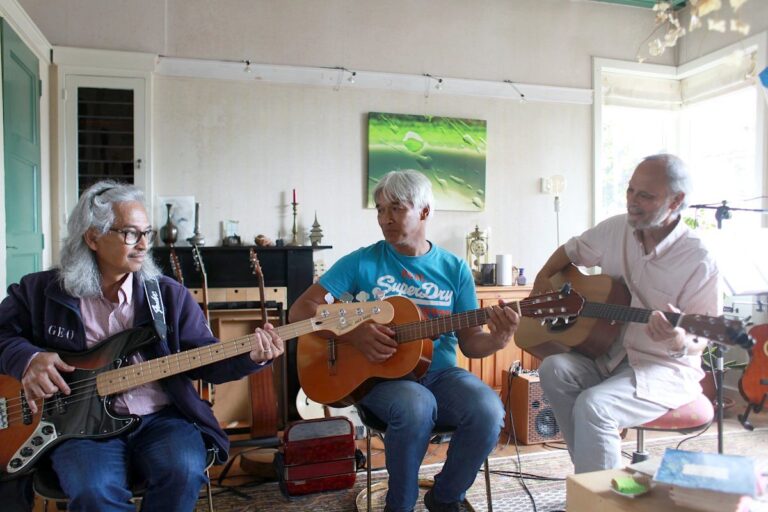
[297,289,584,406]
[515,265,752,360]
[247,248,280,438]
[0,301,393,479]
[738,323,768,429]
[168,245,184,285]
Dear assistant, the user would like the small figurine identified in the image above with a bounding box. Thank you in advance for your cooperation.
[309,212,324,246]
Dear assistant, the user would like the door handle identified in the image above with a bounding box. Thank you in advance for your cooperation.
[6,246,18,249]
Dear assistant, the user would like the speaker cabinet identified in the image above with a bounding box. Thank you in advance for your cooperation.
[500,370,562,445]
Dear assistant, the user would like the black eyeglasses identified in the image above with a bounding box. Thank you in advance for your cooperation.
[108,228,156,246]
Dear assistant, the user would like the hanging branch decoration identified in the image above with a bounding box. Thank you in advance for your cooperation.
[636,0,752,62]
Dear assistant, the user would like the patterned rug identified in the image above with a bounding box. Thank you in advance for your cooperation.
[196,428,768,512]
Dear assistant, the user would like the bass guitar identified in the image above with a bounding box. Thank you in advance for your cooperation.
[0,301,393,479]
[297,289,584,406]
[738,323,768,430]
[515,265,752,360]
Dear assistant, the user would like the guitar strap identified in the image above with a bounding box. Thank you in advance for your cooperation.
[143,278,168,343]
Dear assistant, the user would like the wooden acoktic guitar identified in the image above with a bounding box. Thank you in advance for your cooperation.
[0,301,393,479]
[168,244,184,285]
[738,323,768,429]
[515,265,752,360]
[247,248,280,438]
[297,289,584,406]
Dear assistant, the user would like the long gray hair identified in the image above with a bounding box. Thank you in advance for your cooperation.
[58,180,160,298]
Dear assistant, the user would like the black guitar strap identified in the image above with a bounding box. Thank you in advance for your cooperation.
[143,278,168,343]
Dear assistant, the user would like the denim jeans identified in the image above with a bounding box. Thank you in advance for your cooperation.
[359,366,504,512]
[49,406,208,512]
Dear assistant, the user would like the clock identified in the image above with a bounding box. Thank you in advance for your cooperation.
[465,225,489,281]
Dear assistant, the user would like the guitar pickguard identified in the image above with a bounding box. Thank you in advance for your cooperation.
[4,366,138,477]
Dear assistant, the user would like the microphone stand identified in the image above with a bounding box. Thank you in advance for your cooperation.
[689,200,768,229]
[714,345,725,454]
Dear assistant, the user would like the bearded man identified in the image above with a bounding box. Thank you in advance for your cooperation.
[532,154,719,473]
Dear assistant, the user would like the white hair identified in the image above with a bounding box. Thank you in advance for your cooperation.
[373,170,434,215]
[58,180,160,298]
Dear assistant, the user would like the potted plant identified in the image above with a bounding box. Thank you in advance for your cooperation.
[699,345,748,406]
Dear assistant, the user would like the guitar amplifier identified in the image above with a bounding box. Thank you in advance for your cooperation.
[500,370,562,445]
[275,417,357,496]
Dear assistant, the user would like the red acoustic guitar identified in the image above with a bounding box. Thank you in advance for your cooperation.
[0,301,393,479]
[297,289,584,407]
[738,324,768,429]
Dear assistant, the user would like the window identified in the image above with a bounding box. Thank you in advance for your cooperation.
[596,42,764,232]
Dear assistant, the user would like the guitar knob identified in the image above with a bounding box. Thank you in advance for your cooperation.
[20,447,33,457]
[9,458,22,468]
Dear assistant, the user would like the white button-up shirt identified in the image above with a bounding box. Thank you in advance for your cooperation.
[564,214,720,408]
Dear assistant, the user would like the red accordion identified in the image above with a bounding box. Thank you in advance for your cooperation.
[276,417,358,496]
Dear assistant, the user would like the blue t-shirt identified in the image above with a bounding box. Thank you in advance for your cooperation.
[319,240,478,371]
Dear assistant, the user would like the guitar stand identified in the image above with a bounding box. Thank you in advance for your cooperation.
[738,382,767,432]
[714,347,725,454]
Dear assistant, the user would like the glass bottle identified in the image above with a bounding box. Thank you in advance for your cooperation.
[516,268,527,286]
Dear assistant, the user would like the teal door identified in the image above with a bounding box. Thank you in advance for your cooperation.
[2,20,42,286]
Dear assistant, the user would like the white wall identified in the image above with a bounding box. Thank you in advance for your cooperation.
[153,75,591,270]
[16,0,670,272]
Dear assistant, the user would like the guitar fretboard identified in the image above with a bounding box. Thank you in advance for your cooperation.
[393,302,516,343]
[581,302,681,326]
[96,320,316,396]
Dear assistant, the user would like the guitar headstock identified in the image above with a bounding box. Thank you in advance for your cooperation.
[169,247,184,285]
[311,301,395,335]
[681,315,755,349]
[191,245,206,277]
[249,248,263,279]
[520,287,585,320]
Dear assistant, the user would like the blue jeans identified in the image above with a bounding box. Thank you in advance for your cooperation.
[49,406,208,512]
[360,366,504,511]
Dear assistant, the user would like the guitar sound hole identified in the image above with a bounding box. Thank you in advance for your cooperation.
[547,317,577,333]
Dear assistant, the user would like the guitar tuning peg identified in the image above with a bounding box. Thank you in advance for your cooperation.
[355,291,370,303]
[339,292,354,303]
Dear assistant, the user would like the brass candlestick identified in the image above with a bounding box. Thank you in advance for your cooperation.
[289,201,299,246]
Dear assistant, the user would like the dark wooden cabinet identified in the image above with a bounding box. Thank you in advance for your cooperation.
[152,245,330,308]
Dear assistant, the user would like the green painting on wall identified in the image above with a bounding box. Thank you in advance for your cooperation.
[367,112,487,211]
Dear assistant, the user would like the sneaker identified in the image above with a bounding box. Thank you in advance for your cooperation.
[424,489,460,512]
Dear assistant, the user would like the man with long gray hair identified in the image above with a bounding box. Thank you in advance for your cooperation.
[531,154,719,473]
[0,181,284,511]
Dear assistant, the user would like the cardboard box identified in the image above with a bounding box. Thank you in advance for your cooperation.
[567,468,685,512]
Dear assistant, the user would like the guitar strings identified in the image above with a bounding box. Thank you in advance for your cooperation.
[0,307,380,425]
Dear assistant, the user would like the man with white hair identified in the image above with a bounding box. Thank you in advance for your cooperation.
[290,170,520,512]
[0,181,284,511]
[533,154,719,473]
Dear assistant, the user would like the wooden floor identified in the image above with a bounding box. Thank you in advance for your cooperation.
[32,391,768,511]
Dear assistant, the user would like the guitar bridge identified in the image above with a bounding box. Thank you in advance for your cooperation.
[328,338,337,376]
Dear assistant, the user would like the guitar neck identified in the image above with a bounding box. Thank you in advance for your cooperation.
[393,301,518,343]
[581,301,681,326]
[96,319,314,396]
